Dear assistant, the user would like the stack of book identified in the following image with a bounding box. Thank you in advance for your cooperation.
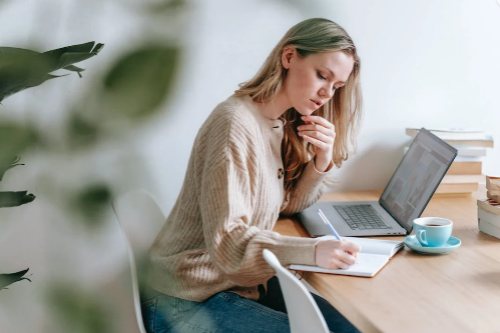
[478,176,500,239]
[405,127,494,194]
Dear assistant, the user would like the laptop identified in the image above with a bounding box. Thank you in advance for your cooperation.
[296,128,458,237]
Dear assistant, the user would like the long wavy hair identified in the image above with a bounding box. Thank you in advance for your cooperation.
[234,18,363,194]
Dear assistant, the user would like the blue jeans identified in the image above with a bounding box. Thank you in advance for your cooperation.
[141,277,360,333]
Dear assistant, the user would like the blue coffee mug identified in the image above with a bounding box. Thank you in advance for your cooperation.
[413,217,452,247]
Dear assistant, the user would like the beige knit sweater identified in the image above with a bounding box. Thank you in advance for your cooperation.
[148,95,333,302]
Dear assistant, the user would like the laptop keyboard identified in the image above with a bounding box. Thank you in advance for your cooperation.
[334,205,392,230]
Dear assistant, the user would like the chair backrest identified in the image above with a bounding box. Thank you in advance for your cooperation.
[112,189,166,333]
[262,249,329,333]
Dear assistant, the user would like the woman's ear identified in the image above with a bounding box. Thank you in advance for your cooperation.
[281,46,295,70]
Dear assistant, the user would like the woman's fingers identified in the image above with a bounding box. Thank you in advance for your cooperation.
[297,123,334,137]
[301,134,330,150]
[331,258,351,270]
[301,115,333,129]
[297,116,336,154]
[299,130,332,144]
[337,250,357,266]
[342,241,362,255]
[315,239,361,270]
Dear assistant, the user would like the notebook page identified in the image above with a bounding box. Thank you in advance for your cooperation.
[289,253,389,277]
[343,237,403,257]
[318,235,403,257]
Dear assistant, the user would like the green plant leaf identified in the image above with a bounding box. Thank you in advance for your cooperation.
[103,45,180,119]
[0,191,36,208]
[0,42,104,103]
[63,65,85,78]
[0,123,38,165]
[0,268,31,290]
[42,41,104,73]
[0,47,40,70]
[0,156,24,181]
[57,52,100,72]
[0,50,54,101]
[43,41,96,58]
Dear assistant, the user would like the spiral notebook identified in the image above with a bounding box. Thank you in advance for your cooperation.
[289,236,403,277]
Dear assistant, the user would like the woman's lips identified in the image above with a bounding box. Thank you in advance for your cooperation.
[310,99,321,107]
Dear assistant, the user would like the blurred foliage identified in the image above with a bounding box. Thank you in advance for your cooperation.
[0,190,35,208]
[71,184,112,227]
[0,156,35,208]
[62,44,181,151]
[102,45,180,120]
[0,268,31,290]
[66,111,101,149]
[0,0,185,330]
[48,286,110,333]
[144,0,187,14]
[0,155,23,181]
[0,41,104,103]
[0,122,38,165]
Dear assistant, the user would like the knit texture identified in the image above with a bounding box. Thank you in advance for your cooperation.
[148,95,333,302]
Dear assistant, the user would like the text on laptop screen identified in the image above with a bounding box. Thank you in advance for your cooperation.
[380,129,457,231]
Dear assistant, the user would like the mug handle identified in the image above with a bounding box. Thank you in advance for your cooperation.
[416,230,428,246]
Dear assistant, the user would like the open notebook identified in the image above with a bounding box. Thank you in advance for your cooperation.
[289,236,404,277]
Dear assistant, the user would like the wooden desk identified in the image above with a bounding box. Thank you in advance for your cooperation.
[274,188,500,333]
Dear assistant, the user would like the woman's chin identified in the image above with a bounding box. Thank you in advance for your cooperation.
[301,111,316,117]
[294,106,315,117]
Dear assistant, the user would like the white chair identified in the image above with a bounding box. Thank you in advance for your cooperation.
[262,249,329,333]
[112,189,166,333]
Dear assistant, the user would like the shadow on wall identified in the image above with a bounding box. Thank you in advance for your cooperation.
[334,142,408,191]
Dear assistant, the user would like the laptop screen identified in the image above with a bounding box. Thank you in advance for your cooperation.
[379,128,457,232]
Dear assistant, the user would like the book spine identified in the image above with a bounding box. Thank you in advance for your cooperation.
[456,147,487,157]
[405,129,493,144]
[436,183,478,193]
[446,161,482,175]
[405,128,419,138]
[454,155,484,162]
[445,139,494,148]
[441,174,484,184]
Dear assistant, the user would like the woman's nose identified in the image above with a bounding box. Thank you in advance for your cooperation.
[320,86,334,99]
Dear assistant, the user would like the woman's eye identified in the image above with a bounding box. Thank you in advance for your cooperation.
[317,72,327,80]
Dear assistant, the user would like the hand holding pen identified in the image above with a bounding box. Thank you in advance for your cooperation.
[314,209,361,270]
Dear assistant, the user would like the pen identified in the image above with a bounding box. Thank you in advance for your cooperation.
[317,209,341,240]
[318,209,357,259]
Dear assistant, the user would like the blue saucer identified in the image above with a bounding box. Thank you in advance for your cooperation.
[404,235,461,255]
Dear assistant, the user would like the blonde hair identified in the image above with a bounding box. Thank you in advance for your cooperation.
[234,18,363,194]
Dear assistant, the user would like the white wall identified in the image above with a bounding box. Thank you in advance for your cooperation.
[146,0,500,210]
[318,0,500,190]
[0,0,499,332]
[2,0,498,207]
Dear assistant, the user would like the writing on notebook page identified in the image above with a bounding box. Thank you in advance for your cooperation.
[289,236,403,277]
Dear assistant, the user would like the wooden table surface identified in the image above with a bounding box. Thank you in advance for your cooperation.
[274,187,500,333]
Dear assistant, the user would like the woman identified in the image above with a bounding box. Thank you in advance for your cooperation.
[143,18,363,333]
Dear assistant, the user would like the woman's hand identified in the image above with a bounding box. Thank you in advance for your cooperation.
[297,115,335,172]
[315,239,361,270]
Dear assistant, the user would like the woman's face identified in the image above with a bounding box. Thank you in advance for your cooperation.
[281,48,354,116]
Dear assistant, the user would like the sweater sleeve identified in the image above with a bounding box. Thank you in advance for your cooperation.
[198,147,319,287]
[280,158,334,216]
